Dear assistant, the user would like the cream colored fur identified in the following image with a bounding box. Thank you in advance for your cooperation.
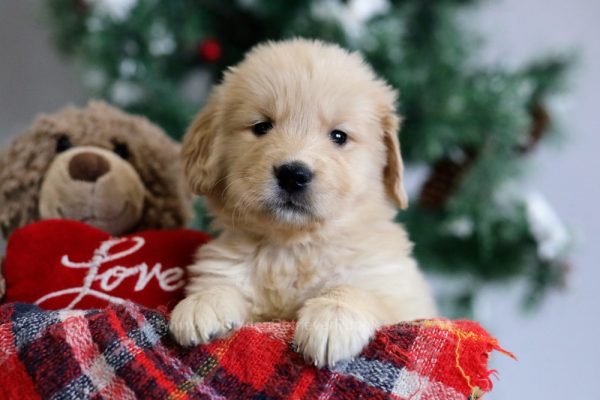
[170,39,436,367]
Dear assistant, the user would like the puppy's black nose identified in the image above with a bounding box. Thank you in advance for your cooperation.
[274,161,313,194]
[68,152,110,182]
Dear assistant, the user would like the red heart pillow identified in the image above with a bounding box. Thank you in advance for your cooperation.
[2,219,210,310]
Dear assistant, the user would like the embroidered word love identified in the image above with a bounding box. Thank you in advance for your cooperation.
[35,236,185,310]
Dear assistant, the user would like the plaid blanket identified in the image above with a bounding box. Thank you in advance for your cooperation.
[0,302,512,400]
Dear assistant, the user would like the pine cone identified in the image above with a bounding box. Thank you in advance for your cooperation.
[419,103,551,209]
[518,102,550,154]
[419,148,477,209]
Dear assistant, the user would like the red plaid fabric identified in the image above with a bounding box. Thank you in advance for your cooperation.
[0,302,512,400]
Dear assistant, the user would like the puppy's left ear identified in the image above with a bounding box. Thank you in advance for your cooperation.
[382,109,409,210]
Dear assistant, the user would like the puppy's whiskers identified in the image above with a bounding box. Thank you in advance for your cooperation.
[223,176,245,230]
[231,190,262,230]
[221,172,261,230]
[213,173,234,190]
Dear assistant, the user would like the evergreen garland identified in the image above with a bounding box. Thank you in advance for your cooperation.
[42,0,572,316]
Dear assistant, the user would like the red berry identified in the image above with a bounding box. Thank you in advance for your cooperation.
[198,38,222,63]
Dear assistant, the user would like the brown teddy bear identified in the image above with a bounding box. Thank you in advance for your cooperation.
[0,101,193,298]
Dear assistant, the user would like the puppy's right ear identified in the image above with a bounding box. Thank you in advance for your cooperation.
[181,90,223,195]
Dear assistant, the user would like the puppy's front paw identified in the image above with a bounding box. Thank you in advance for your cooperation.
[169,288,247,346]
[294,297,378,368]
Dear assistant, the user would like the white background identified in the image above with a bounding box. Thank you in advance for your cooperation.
[1,1,598,398]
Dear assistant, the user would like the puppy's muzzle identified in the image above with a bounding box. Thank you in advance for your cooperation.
[274,161,313,194]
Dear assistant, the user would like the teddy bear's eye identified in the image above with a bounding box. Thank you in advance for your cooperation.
[55,135,72,153]
[113,141,130,160]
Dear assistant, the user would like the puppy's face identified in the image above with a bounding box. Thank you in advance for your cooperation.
[183,40,407,231]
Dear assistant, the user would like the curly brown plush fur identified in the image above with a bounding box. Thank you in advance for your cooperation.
[0,101,192,238]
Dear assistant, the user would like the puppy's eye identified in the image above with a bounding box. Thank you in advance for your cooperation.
[112,141,130,159]
[55,135,72,153]
[329,130,348,146]
[251,121,273,136]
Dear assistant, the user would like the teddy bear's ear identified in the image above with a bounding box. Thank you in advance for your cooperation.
[181,88,223,196]
[0,126,51,237]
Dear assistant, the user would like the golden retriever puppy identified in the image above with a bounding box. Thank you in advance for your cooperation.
[170,39,436,367]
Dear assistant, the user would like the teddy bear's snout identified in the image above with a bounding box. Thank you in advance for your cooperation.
[68,152,111,183]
